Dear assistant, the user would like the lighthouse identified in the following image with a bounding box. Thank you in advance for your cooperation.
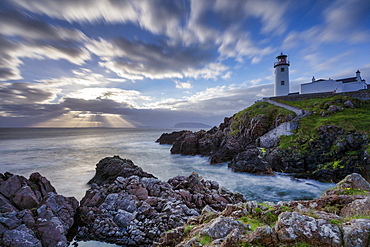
[274,53,290,96]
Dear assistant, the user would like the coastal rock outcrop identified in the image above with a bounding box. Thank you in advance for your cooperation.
[77,156,246,246]
[158,96,370,183]
[158,173,370,247]
[0,172,78,247]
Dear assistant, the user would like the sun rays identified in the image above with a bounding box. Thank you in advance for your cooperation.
[33,111,135,128]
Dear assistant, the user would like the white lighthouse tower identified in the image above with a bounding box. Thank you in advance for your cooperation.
[274,53,290,96]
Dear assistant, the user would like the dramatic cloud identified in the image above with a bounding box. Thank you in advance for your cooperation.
[0,83,54,104]
[87,37,225,80]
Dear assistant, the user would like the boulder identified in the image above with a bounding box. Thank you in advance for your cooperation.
[342,219,370,247]
[228,148,273,175]
[199,216,248,240]
[340,197,370,218]
[275,212,342,247]
[0,172,78,247]
[88,156,156,185]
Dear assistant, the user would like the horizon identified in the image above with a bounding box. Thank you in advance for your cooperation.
[1,0,370,128]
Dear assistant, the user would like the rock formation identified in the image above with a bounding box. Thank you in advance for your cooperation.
[158,173,370,247]
[76,156,246,246]
[0,172,78,247]
[157,97,370,183]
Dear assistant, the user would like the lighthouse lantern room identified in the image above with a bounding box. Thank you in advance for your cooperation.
[274,53,290,96]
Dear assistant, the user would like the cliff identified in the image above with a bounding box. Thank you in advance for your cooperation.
[157,95,370,182]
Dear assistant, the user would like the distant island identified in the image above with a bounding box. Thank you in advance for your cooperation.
[173,122,211,128]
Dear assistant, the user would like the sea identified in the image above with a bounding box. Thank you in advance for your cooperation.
[0,128,334,247]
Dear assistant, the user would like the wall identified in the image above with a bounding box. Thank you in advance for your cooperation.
[342,81,367,92]
[258,121,299,148]
[300,79,342,94]
[271,89,370,102]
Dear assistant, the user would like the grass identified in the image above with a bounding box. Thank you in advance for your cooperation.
[238,216,265,231]
[199,235,212,245]
[341,187,368,196]
[231,102,295,136]
[278,95,370,158]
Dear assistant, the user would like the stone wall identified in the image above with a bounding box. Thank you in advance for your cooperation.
[258,121,299,148]
[271,89,370,102]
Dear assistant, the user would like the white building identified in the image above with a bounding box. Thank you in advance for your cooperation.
[300,70,368,94]
[274,53,290,96]
[273,53,368,96]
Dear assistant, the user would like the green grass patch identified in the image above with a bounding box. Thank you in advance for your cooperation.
[200,235,212,245]
[280,205,292,212]
[238,216,265,231]
[342,188,368,195]
[329,219,342,225]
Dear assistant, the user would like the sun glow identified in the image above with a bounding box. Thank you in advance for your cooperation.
[33,111,135,128]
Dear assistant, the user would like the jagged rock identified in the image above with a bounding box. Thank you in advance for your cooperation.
[78,156,245,246]
[342,219,370,247]
[199,216,248,240]
[155,130,189,145]
[275,211,342,246]
[228,148,273,175]
[0,172,78,247]
[88,156,156,185]
[2,224,42,247]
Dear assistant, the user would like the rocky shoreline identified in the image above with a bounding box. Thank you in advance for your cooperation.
[156,99,370,183]
[1,156,370,246]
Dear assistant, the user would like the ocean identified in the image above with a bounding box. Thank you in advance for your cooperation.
[0,128,334,246]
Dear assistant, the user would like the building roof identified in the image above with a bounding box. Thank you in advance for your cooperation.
[336,77,357,83]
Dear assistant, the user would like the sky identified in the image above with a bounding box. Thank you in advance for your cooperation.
[0,0,370,128]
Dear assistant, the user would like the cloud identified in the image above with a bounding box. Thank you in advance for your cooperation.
[0,10,87,41]
[0,83,54,104]
[87,37,225,80]
[174,80,192,89]
[283,0,370,50]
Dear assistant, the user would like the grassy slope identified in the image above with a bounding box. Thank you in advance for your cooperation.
[276,95,370,152]
[230,102,296,136]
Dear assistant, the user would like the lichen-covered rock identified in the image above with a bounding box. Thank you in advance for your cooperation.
[275,211,342,246]
[342,219,370,247]
[0,172,78,247]
[77,156,246,246]
[199,216,248,240]
[340,197,370,218]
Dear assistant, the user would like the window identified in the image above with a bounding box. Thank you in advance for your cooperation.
[281,81,285,85]
[281,68,285,72]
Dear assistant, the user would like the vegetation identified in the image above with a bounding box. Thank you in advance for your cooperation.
[231,102,296,136]
[277,95,370,170]
[199,235,212,245]
[238,216,265,231]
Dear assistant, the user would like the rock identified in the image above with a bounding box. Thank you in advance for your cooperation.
[0,172,78,247]
[340,197,370,218]
[88,156,156,185]
[199,216,248,240]
[275,211,342,247]
[156,131,189,144]
[12,186,39,209]
[78,156,245,246]
[325,173,370,196]
[2,224,42,247]
[344,100,355,109]
[244,225,278,246]
[327,105,343,113]
[228,148,273,175]
[342,219,370,247]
